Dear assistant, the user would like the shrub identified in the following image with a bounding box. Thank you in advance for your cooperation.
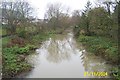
[7,36,25,47]
[2,45,33,77]
[18,30,27,38]
[3,44,36,55]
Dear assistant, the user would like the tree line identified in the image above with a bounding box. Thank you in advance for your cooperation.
[73,0,119,42]
[1,1,72,37]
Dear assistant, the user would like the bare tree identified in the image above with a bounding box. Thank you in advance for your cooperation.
[71,10,81,26]
[2,1,33,34]
[44,3,70,30]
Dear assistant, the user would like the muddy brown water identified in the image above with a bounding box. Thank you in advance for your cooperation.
[19,33,112,78]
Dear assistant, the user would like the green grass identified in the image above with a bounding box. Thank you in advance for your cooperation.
[3,52,31,77]
[2,37,10,46]
[0,28,7,36]
[77,35,118,63]
[2,44,37,77]
[1,26,37,36]
[16,25,39,34]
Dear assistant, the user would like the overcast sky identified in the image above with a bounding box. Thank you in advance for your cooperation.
[27,0,96,19]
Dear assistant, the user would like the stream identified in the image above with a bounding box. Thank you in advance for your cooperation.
[20,32,112,78]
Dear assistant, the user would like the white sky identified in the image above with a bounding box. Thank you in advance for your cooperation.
[27,0,97,19]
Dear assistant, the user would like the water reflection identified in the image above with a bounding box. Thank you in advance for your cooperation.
[24,32,112,78]
[81,53,112,73]
[36,33,78,63]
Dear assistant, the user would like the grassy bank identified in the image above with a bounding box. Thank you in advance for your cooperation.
[77,35,118,63]
[2,32,50,77]
[76,35,119,79]
[3,45,34,77]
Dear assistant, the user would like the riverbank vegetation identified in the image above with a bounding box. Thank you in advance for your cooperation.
[1,1,49,77]
[1,0,119,79]
[73,1,119,79]
[1,1,70,77]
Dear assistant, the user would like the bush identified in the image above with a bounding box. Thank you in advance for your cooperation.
[7,36,26,47]
[31,33,49,44]
[3,46,28,55]
[18,30,27,38]
[2,47,31,77]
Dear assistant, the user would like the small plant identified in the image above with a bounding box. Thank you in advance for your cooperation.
[2,45,33,77]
